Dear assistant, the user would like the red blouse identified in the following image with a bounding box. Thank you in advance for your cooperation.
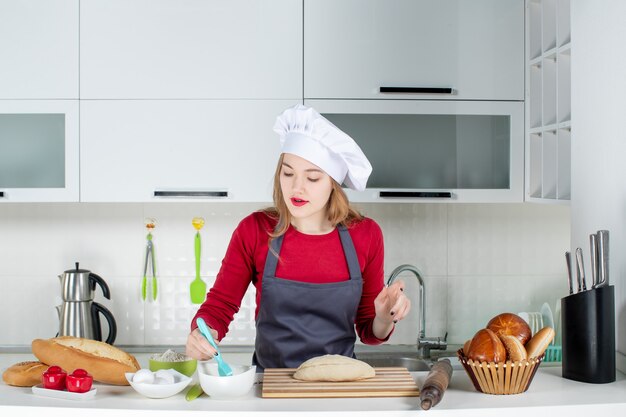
[193,211,389,344]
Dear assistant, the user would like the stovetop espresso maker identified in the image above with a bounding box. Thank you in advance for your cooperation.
[56,262,117,344]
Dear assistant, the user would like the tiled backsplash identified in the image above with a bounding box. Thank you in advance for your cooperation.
[0,203,570,347]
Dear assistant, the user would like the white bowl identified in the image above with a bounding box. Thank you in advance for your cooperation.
[197,363,256,399]
[125,369,192,399]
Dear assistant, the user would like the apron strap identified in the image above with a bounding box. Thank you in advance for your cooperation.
[337,224,362,281]
[263,233,284,279]
[262,224,362,280]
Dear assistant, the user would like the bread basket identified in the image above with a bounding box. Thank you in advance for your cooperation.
[457,349,544,395]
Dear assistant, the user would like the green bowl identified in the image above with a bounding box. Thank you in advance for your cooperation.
[149,358,198,377]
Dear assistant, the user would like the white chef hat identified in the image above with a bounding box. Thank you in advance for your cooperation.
[273,104,372,191]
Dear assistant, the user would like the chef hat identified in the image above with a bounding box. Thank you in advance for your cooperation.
[273,104,372,191]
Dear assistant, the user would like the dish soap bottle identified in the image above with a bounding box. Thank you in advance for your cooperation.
[420,359,453,410]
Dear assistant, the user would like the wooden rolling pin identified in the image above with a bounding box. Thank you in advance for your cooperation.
[420,359,453,410]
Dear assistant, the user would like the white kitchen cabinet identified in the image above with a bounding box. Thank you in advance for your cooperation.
[0,100,79,202]
[80,100,298,202]
[0,0,78,99]
[526,0,571,203]
[304,0,524,101]
[80,0,302,99]
[306,99,524,203]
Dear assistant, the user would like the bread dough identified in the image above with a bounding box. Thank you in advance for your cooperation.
[293,354,375,382]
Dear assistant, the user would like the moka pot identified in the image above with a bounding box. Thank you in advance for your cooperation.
[56,262,117,344]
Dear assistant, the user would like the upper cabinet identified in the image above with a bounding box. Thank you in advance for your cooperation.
[80,100,296,202]
[0,0,78,99]
[307,99,524,203]
[304,0,524,101]
[80,0,302,99]
[0,100,80,202]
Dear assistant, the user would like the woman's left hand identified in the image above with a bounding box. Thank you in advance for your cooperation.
[372,280,411,338]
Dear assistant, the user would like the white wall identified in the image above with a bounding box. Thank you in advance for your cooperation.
[571,0,626,372]
[0,202,569,348]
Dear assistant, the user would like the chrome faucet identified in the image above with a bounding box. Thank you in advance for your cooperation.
[387,264,447,359]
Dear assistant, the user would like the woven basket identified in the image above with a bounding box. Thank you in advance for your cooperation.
[457,349,544,395]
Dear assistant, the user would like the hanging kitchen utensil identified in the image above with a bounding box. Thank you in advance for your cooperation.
[196,318,233,377]
[142,218,157,301]
[190,217,207,304]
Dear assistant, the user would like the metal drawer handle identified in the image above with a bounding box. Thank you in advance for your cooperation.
[379,87,454,94]
[379,191,452,198]
[154,190,228,198]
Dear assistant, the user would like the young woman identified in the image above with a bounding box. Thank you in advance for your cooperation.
[186,104,410,370]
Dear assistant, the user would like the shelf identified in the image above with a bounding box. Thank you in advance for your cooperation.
[557,50,571,123]
[557,0,571,47]
[525,0,571,204]
[530,64,542,129]
[557,128,571,199]
[529,0,542,60]
[542,0,557,52]
[529,133,543,198]
[541,130,558,199]
[542,55,557,126]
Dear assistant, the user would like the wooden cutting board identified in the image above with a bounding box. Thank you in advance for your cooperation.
[261,367,420,398]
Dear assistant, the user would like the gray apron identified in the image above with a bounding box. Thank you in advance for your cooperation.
[252,224,363,370]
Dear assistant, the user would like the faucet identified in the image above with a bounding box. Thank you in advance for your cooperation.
[387,264,447,359]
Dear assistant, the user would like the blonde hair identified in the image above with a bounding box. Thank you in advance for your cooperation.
[262,154,363,240]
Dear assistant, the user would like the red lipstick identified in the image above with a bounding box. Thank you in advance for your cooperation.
[290,197,308,207]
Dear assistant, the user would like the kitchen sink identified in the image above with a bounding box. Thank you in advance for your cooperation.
[355,352,432,372]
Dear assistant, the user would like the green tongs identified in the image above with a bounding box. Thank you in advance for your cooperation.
[142,219,157,301]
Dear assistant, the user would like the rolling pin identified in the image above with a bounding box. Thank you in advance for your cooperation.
[420,359,453,410]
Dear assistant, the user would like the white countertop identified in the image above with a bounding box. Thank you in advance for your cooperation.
[2,351,626,417]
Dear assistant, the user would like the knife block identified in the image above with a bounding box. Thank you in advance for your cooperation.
[561,285,615,383]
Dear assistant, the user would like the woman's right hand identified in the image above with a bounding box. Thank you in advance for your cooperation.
[185,327,219,360]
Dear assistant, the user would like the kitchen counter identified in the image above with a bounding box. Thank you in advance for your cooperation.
[2,350,626,417]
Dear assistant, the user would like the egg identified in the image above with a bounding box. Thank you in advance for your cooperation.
[132,369,155,384]
[154,370,175,385]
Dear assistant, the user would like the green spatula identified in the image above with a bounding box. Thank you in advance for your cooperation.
[190,217,206,304]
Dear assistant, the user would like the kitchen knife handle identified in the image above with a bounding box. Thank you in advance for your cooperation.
[379,86,454,94]
[575,247,586,292]
[589,234,598,288]
[597,230,609,287]
[565,251,573,294]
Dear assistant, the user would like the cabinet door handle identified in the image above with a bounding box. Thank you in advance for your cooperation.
[379,191,452,198]
[153,190,228,198]
[0,191,4,198]
[379,87,454,94]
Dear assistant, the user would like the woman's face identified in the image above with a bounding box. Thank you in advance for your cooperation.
[279,153,333,225]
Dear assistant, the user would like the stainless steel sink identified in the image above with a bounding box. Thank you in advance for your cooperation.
[355,352,432,371]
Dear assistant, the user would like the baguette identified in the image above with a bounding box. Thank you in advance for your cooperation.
[31,336,140,385]
[2,361,48,387]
